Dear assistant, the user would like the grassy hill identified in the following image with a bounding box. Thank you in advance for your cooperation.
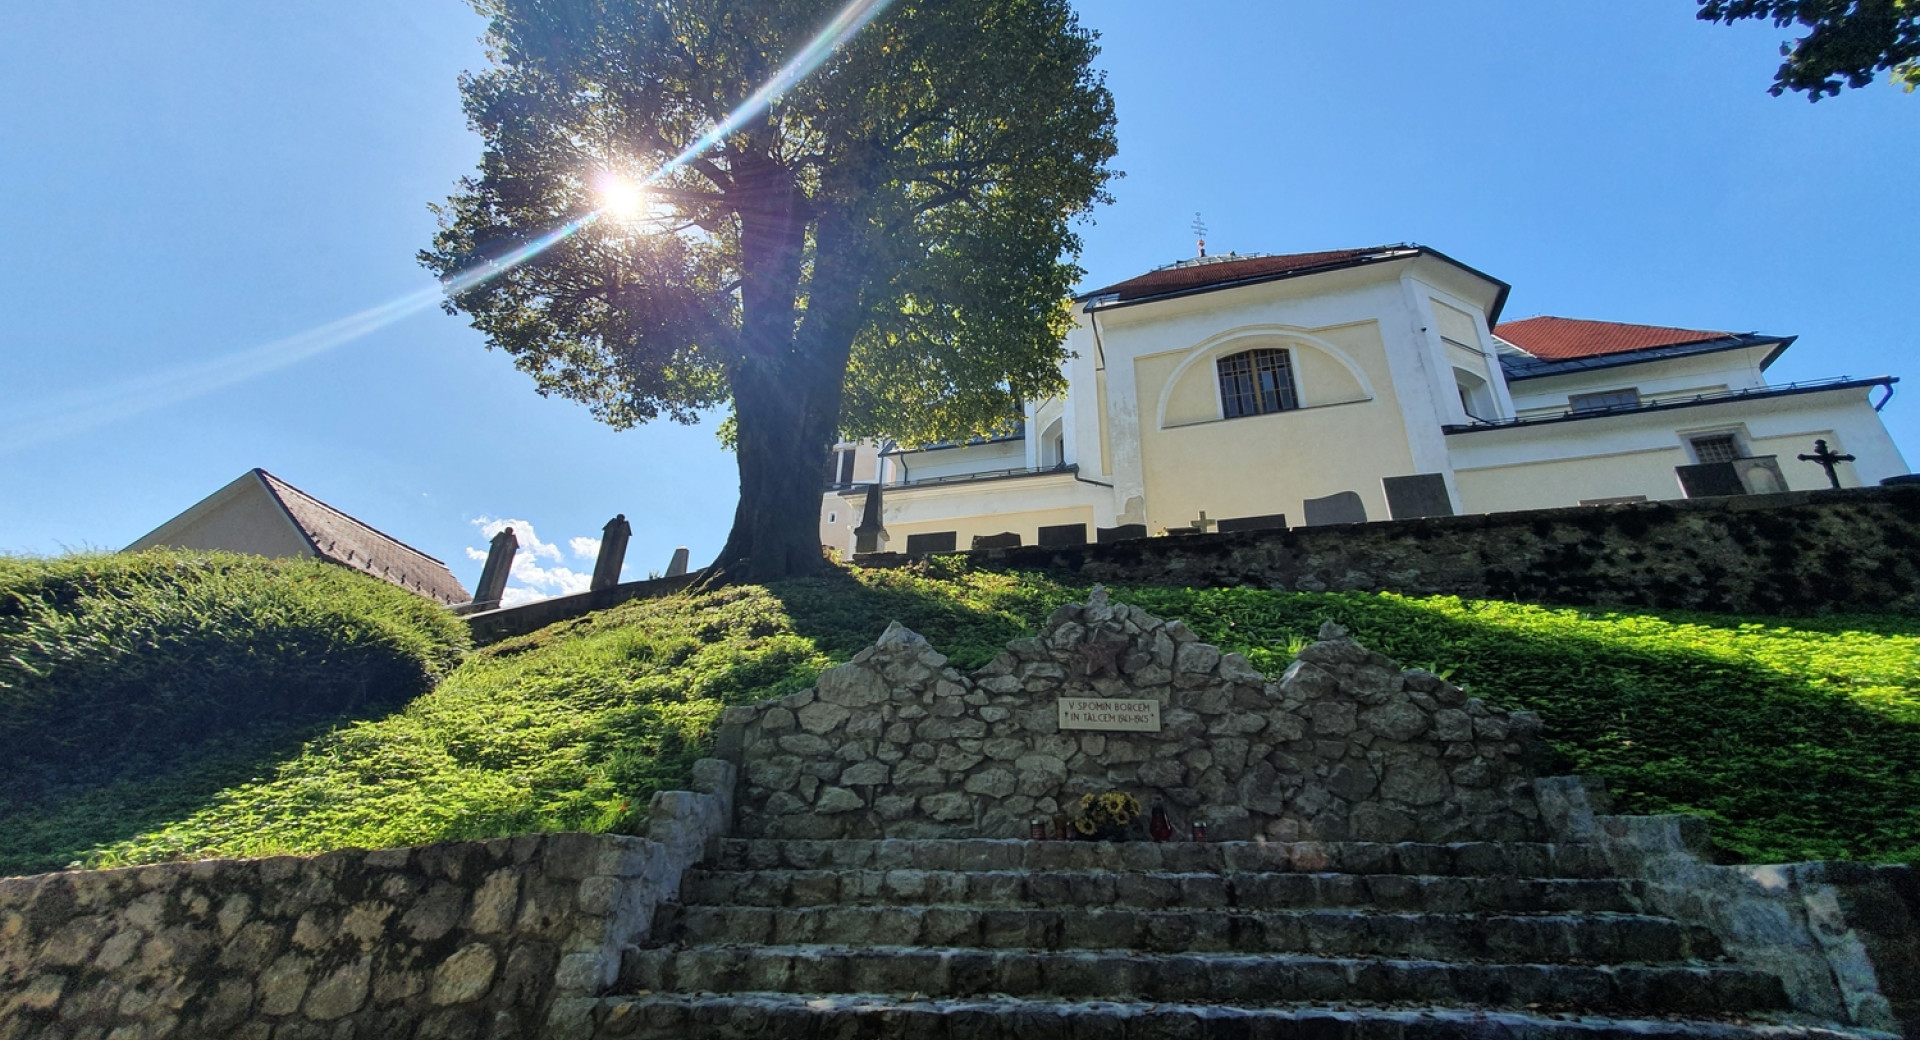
[4,553,1918,875]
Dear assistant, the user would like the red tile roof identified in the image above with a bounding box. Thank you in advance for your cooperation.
[256,470,471,605]
[1083,246,1419,302]
[1495,316,1739,361]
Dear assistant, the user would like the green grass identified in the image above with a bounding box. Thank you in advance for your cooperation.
[0,550,470,875]
[4,558,1917,874]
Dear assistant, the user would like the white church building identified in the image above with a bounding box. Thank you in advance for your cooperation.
[822,244,1907,555]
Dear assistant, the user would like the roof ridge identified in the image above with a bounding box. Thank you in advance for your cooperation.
[254,469,455,568]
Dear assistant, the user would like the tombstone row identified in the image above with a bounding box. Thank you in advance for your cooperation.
[469,515,691,611]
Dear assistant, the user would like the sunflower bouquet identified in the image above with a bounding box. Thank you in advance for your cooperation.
[1072,790,1142,841]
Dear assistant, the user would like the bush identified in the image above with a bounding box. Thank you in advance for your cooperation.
[0,550,469,796]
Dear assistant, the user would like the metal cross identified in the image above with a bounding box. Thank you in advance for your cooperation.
[1796,438,1855,489]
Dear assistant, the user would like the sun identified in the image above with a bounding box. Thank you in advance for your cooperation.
[593,171,649,221]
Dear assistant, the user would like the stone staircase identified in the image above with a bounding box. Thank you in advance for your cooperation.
[566,837,1885,1040]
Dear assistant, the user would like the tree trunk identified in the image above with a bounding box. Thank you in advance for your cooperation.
[708,154,870,582]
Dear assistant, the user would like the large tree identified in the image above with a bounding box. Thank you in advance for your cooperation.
[421,0,1117,580]
[1697,0,1919,98]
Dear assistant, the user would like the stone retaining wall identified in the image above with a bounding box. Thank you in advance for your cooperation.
[1537,776,1920,1037]
[715,589,1551,843]
[0,761,735,1040]
[859,485,1920,615]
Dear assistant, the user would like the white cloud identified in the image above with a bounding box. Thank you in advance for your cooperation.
[467,516,596,605]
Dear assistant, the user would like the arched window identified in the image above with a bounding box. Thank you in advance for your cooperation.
[1217,348,1299,418]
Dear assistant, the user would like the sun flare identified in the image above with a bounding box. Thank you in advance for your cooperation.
[594,171,649,221]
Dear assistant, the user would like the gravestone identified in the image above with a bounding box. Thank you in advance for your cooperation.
[905,531,957,554]
[1097,524,1148,543]
[853,484,887,554]
[1676,462,1746,498]
[472,527,517,609]
[972,532,1022,550]
[1303,490,1368,526]
[1382,474,1455,520]
[664,546,690,578]
[1037,523,1088,547]
[1733,456,1787,495]
[1216,513,1287,533]
[591,515,631,591]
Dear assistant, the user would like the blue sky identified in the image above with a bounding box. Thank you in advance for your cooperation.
[2,1,1915,602]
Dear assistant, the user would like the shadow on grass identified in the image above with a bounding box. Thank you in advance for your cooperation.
[0,707,411,877]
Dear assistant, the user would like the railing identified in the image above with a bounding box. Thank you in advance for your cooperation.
[1446,376,1892,432]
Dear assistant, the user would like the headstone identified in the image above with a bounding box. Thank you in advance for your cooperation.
[1303,491,1368,526]
[591,515,631,591]
[905,531,957,554]
[1216,513,1287,534]
[1187,511,1218,534]
[1733,456,1787,495]
[664,546,690,578]
[853,484,887,554]
[472,527,518,609]
[1037,523,1088,547]
[1883,474,1920,487]
[1676,462,1746,498]
[1097,524,1148,543]
[972,532,1022,550]
[1382,474,1456,520]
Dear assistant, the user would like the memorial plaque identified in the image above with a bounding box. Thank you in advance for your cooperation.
[1037,523,1089,548]
[905,531,958,554]
[1217,513,1287,533]
[1303,491,1368,526]
[1675,462,1745,498]
[1097,524,1148,543]
[1382,474,1456,520]
[1057,697,1161,732]
[971,532,1022,550]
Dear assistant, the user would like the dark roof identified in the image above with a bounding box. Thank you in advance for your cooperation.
[255,470,470,605]
[1077,244,1511,323]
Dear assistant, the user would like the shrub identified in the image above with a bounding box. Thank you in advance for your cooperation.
[0,550,469,785]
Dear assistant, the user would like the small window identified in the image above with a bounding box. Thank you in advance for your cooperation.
[1690,434,1742,463]
[1217,348,1299,419]
[1570,389,1641,414]
[827,512,837,524]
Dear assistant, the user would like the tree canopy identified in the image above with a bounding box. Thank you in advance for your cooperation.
[1697,0,1920,98]
[422,0,1117,579]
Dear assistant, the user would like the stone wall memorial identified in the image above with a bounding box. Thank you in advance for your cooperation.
[0,761,734,1040]
[715,588,1551,843]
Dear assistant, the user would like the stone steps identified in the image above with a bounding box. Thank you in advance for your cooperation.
[618,945,1788,1015]
[566,837,1852,1040]
[709,838,1616,879]
[680,868,1649,915]
[651,904,1717,964]
[575,993,1887,1040]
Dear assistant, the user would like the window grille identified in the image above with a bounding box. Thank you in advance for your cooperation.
[1690,435,1741,463]
[1217,348,1299,419]
[1569,389,1641,414]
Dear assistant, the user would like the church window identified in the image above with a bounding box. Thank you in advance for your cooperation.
[1217,348,1299,419]
[1570,389,1641,414]
[1689,434,1742,463]
[826,447,856,487]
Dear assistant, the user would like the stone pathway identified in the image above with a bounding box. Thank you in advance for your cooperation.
[562,838,1890,1039]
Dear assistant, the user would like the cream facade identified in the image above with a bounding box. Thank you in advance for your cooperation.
[822,245,1908,553]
